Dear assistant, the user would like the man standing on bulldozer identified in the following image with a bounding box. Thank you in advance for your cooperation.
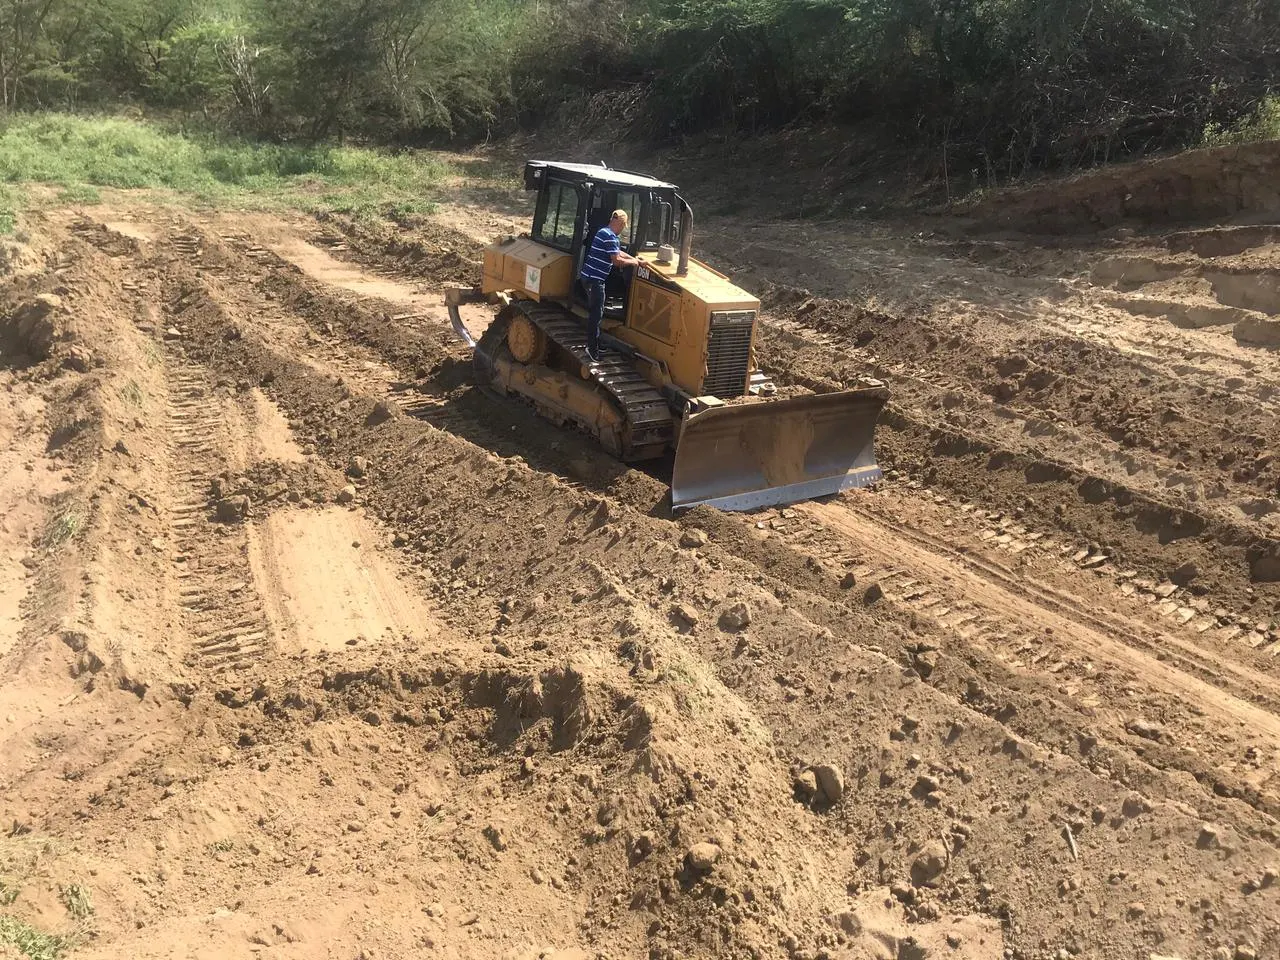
[579,209,640,362]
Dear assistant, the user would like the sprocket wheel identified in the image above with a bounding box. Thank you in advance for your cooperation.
[507,313,547,364]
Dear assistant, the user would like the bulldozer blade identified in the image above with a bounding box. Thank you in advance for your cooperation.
[671,387,889,513]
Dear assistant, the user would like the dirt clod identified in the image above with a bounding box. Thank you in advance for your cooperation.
[718,601,752,631]
[680,529,709,549]
[794,769,818,802]
[910,841,949,886]
[686,842,722,872]
[366,399,400,426]
[813,763,845,805]
[215,495,251,523]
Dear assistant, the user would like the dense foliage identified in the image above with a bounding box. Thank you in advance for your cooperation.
[0,0,1275,174]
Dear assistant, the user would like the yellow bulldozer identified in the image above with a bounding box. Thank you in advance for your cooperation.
[445,160,887,512]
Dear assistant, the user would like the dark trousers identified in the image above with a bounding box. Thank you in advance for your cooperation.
[584,280,606,356]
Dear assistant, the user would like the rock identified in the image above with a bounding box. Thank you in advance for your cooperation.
[812,763,844,804]
[793,769,818,802]
[839,571,857,589]
[1125,718,1166,742]
[1170,560,1200,586]
[366,399,400,426]
[685,842,721,872]
[913,650,938,679]
[214,496,250,523]
[483,824,508,851]
[679,528,709,549]
[1126,901,1146,918]
[64,345,93,372]
[1122,792,1153,817]
[912,775,941,798]
[346,456,370,479]
[863,583,884,605]
[1197,823,1221,849]
[164,326,183,340]
[1234,946,1258,960]
[631,831,655,860]
[718,601,751,632]
[830,909,861,935]
[336,485,357,504]
[909,840,948,885]
[671,604,699,629]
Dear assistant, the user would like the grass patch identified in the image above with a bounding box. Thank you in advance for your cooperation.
[1204,96,1280,146]
[0,183,22,234]
[0,915,66,960]
[57,884,91,921]
[117,379,144,407]
[0,113,453,220]
[54,184,100,205]
[44,508,84,548]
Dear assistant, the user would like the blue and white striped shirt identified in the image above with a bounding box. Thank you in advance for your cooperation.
[580,226,620,283]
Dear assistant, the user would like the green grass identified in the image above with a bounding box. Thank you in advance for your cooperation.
[57,884,91,922]
[0,915,66,960]
[44,508,84,548]
[0,113,453,221]
[117,379,145,407]
[0,183,21,234]
[1204,96,1280,146]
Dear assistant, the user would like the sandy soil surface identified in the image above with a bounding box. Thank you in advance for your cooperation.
[1,147,1279,960]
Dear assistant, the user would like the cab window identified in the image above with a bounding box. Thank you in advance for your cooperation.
[614,191,642,247]
[534,181,580,251]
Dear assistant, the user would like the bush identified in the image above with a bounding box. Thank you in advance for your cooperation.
[0,0,1272,178]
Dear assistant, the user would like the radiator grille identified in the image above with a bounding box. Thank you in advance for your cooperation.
[704,310,755,399]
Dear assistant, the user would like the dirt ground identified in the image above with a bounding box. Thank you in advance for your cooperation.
[1,144,1280,960]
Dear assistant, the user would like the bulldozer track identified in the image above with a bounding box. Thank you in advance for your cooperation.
[477,299,676,458]
[164,353,272,674]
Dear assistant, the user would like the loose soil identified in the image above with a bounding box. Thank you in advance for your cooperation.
[2,145,1280,960]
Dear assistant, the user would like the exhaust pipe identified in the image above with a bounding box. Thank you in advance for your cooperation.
[677,198,693,277]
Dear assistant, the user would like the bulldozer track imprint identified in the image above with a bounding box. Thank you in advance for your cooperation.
[164,356,272,672]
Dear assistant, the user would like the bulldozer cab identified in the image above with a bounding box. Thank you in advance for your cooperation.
[525,161,682,316]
